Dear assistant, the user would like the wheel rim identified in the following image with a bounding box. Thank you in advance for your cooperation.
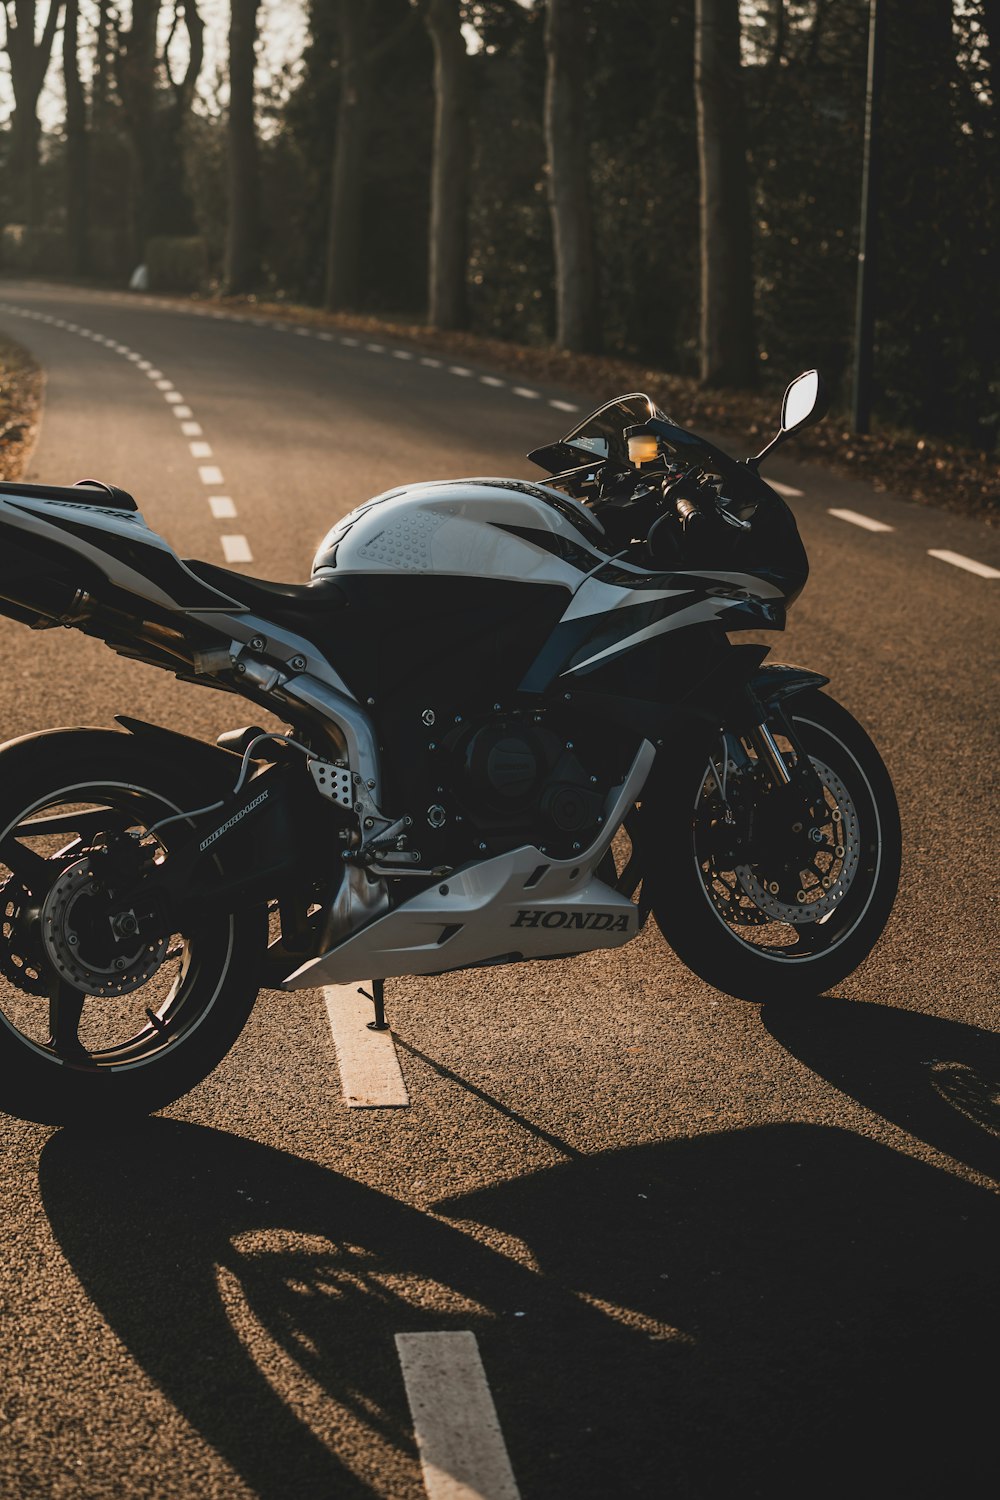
[691,717,883,963]
[0,780,235,1073]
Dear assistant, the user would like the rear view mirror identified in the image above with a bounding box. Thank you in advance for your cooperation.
[750,369,829,469]
[781,369,828,434]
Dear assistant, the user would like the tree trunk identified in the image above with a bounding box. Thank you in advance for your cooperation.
[544,0,600,352]
[63,0,89,275]
[425,0,469,329]
[324,0,368,311]
[225,0,261,293]
[115,0,160,259]
[695,0,756,387]
[3,0,64,227]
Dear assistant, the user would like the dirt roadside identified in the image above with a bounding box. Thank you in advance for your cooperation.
[3,294,997,524]
[0,335,43,482]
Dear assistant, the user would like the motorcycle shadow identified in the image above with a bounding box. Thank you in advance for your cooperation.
[40,1017,1000,1497]
[762,993,1000,1182]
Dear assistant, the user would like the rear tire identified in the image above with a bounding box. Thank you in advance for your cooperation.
[0,729,266,1126]
[647,692,901,1002]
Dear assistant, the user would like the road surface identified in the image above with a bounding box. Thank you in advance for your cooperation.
[0,279,997,1500]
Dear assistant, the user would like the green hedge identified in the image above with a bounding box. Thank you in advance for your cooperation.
[144,236,208,293]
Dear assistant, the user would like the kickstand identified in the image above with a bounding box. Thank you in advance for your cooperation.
[358,979,389,1032]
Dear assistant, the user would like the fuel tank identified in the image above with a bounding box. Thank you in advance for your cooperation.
[311,477,611,588]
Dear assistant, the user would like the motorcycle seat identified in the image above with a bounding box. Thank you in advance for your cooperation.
[182,559,349,630]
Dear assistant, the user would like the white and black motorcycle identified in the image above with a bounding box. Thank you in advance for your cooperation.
[0,371,899,1124]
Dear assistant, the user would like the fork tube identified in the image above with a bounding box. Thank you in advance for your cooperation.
[753,722,793,786]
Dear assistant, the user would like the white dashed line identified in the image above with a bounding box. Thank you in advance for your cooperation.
[172,405,193,419]
[209,495,237,519]
[393,349,414,361]
[828,508,894,532]
[548,398,579,413]
[189,440,213,459]
[449,365,472,377]
[155,378,173,390]
[366,342,385,353]
[295,327,310,336]
[395,1332,521,1500]
[199,465,225,486]
[317,331,335,341]
[420,356,442,368]
[480,375,505,388]
[323,984,409,1108]
[164,391,183,404]
[146,369,163,380]
[769,480,804,498]
[341,336,359,347]
[181,421,203,437]
[221,534,253,564]
[928,549,1000,579]
[512,386,540,400]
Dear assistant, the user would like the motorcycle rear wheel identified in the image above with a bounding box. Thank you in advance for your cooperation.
[648,691,901,1003]
[0,729,266,1126]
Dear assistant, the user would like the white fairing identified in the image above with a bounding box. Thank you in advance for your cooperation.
[312,478,608,588]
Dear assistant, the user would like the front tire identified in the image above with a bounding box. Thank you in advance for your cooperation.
[0,729,266,1126]
[648,692,901,1002]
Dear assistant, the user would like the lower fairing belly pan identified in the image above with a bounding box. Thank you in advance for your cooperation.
[282,844,638,987]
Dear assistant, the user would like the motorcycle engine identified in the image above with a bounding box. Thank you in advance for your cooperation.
[422,711,612,863]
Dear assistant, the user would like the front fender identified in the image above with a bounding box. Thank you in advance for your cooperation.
[749,663,830,707]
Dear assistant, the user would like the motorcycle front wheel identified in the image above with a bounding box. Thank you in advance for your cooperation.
[0,729,266,1126]
[647,691,901,1003]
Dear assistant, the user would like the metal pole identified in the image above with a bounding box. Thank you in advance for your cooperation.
[851,0,886,435]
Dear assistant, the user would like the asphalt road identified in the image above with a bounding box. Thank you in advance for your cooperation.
[0,278,997,1500]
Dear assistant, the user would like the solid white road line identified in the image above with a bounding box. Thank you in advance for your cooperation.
[395,1332,521,1500]
[209,495,237,519]
[221,534,253,563]
[323,983,409,1108]
[769,479,804,498]
[828,507,894,532]
[928,549,1000,579]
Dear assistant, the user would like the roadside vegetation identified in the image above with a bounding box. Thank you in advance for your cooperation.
[0,335,42,481]
[0,1,997,519]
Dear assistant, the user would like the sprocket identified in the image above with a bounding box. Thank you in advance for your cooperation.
[0,875,49,996]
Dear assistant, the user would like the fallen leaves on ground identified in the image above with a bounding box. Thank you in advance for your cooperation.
[0,336,43,482]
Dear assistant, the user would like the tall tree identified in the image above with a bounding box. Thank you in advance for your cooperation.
[62,0,89,274]
[116,0,203,258]
[695,0,756,386]
[224,0,261,293]
[2,0,64,227]
[543,0,600,351]
[324,0,368,310]
[323,0,425,312]
[425,0,470,329]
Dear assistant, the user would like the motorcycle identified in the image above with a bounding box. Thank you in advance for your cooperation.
[0,369,900,1125]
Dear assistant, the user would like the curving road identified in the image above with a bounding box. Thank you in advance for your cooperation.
[0,278,997,1499]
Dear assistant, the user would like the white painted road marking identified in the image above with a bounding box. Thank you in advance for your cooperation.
[512,386,540,400]
[199,465,225,486]
[221,534,253,563]
[769,479,804,498]
[548,398,579,413]
[209,495,237,519]
[928,549,1000,579]
[395,1332,521,1500]
[189,440,213,459]
[828,507,894,532]
[181,421,203,437]
[323,984,409,1108]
